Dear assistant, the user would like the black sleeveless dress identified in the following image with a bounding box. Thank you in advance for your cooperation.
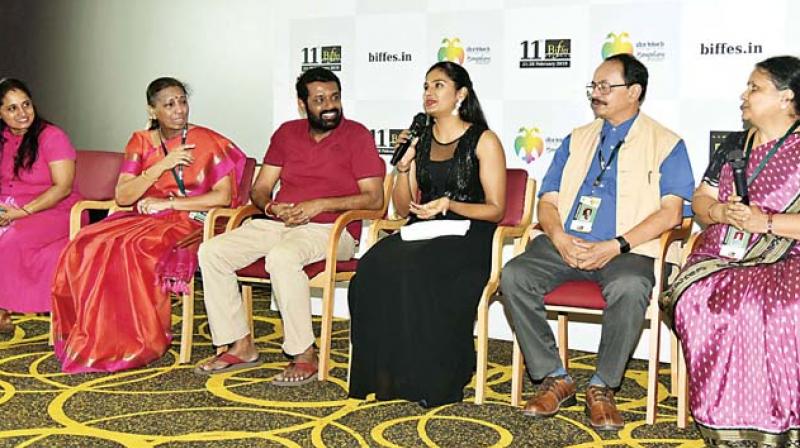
[347,124,496,406]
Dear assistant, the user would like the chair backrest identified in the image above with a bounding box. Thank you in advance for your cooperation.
[499,168,535,227]
[75,150,124,200]
[237,157,257,205]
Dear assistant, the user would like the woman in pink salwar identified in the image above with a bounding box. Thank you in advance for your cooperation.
[662,56,800,447]
[0,79,80,332]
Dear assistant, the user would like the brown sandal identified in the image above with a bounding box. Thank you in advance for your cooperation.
[0,310,15,334]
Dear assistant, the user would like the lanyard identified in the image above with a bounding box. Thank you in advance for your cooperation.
[593,137,624,188]
[158,128,188,196]
[744,120,800,186]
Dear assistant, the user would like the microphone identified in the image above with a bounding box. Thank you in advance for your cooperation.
[391,113,428,166]
[177,125,188,179]
[727,149,749,205]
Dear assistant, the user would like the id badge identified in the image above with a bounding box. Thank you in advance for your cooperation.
[569,196,601,233]
[188,211,207,223]
[719,226,750,260]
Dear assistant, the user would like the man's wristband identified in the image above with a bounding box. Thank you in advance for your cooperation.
[615,235,631,253]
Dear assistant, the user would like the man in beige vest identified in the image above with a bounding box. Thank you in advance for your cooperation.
[501,54,694,430]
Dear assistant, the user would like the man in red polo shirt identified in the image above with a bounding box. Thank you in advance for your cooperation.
[196,68,385,384]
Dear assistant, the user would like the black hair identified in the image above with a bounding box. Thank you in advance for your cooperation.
[426,61,488,128]
[604,53,649,103]
[145,77,188,130]
[756,55,800,114]
[295,68,341,102]
[0,78,48,177]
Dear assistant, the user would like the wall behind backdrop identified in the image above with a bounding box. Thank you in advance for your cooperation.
[2,0,798,360]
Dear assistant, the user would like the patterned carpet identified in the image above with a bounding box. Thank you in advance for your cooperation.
[0,284,704,447]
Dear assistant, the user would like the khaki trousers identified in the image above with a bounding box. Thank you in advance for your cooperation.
[198,219,356,355]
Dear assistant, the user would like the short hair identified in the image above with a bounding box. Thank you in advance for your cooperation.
[756,55,800,115]
[295,68,341,101]
[604,53,649,103]
[145,77,188,130]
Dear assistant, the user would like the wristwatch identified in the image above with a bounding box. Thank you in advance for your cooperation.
[615,236,631,253]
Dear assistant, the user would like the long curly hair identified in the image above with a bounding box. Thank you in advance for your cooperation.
[0,78,49,178]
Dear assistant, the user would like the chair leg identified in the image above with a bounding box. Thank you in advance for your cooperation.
[179,281,195,364]
[557,313,569,371]
[317,280,335,382]
[645,307,661,425]
[474,291,491,405]
[48,314,54,346]
[347,341,353,389]
[242,284,254,338]
[511,334,525,407]
[677,342,690,428]
[670,332,679,396]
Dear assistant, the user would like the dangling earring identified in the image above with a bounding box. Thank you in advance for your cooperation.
[452,98,463,116]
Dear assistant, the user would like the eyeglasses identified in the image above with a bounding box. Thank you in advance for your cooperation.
[585,82,630,97]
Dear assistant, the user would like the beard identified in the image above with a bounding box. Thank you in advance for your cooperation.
[307,107,342,132]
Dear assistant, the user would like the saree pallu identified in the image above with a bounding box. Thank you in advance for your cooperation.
[662,133,800,446]
[52,126,245,374]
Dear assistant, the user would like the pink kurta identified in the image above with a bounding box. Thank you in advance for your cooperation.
[0,125,80,312]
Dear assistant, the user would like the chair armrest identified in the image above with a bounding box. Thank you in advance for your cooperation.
[365,217,408,248]
[226,204,264,232]
[204,207,239,241]
[486,224,529,287]
[325,208,385,264]
[69,199,116,240]
[657,217,693,262]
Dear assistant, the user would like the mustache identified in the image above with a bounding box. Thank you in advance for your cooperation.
[591,99,607,106]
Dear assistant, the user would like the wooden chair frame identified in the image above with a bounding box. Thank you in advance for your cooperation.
[508,217,692,426]
[233,174,394,382]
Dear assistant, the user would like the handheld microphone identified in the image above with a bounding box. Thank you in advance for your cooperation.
[178,125,188,179]
[391,113,428,166]
[727,149,749,205]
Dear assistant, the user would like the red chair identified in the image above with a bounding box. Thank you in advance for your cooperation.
[508,217,692,425]
[231,174,394,381]
[471,169,537,404]
[61,151,257,364]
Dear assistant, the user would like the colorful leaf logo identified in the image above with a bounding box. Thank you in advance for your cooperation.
[601,32,634,59]
[514,127,545,164]
[437,38,465,64]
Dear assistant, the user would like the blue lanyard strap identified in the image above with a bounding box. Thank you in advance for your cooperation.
[593,137,624,187]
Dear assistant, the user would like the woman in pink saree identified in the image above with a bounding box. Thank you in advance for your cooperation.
[662,56,800,447]
[0,79,80,332]
[52,77,245,373]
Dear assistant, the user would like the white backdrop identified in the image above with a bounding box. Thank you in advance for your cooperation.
[269,0,798,362]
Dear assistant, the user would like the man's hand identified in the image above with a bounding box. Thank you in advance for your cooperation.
[573,239,620,271]
[551,232,589,269]
[272,199,325,226]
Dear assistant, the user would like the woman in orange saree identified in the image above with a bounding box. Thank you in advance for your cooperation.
[52,77,245,373]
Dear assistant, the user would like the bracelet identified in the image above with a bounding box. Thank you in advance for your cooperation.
[767,213,774,235]
[396,165,411,174]
[21,206,32,215]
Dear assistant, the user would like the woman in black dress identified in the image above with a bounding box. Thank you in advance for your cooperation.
[348,61,507,407]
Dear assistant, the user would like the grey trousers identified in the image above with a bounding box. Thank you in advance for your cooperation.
[500,235,654,388]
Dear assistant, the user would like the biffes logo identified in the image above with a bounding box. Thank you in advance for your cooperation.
[514,127,545,164]
[438,38,465,64]
[519,39,571,69]
[601,31,666,63]
[370,128,405,156]
[601,32,634,59]
[301,45,342,72]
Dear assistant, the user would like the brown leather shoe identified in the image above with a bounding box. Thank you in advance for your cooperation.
[585,385,624,431]
[522,376,577,418]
